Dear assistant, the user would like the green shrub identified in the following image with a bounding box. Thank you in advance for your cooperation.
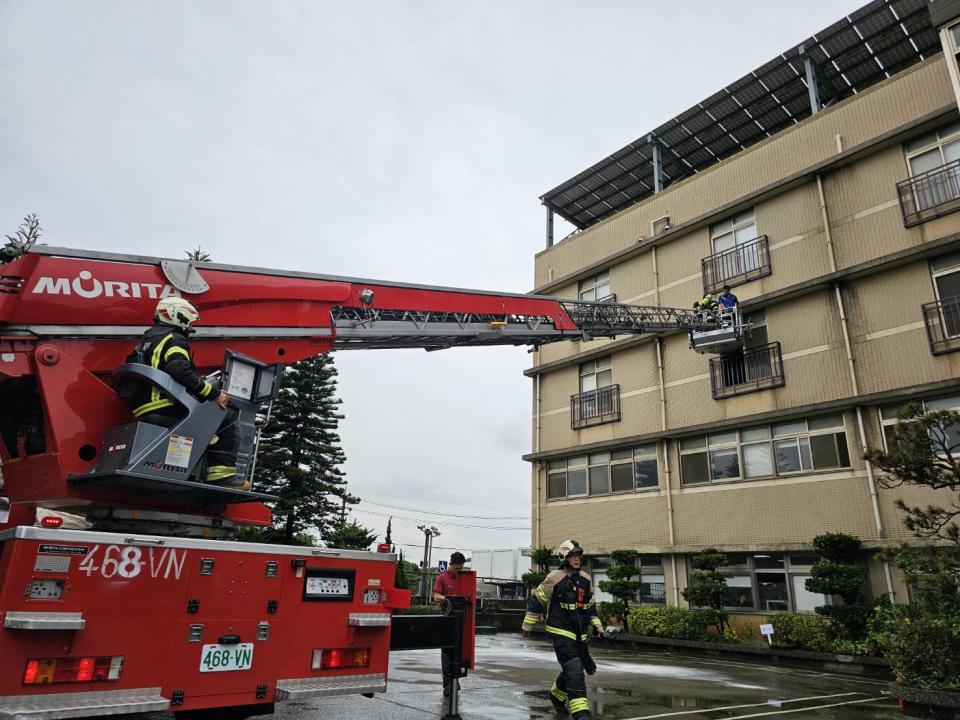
[627,606,714,641]
[765,612,832,652]
[596,601,623,626]
[521,571,546,592]
[869,601,960,690]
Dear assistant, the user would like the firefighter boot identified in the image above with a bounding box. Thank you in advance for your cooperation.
[568,696,591,719]
[549,681,569,713]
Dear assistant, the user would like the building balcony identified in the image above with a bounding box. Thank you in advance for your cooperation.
[701,235,771,294]
[897,160,960,227]
[570,384,621,429]
[709,342,784,399]
[923,296,960,355]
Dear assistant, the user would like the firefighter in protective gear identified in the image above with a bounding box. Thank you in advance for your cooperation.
[120,297,243,488]
[522,540,601,719]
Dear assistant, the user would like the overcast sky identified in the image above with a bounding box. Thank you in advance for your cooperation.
[1,0,868,564]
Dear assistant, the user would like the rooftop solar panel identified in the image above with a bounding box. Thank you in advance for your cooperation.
[540,0,941,230]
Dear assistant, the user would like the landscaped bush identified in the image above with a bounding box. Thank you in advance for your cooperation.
[627,606,714,641]
[869,600,960,690]
[765,612,832,652]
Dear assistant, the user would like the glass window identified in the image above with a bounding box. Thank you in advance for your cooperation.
[592,571,613,603]
[709,431,738,446]
[757,573,789,612]
[610,462,634,493]
[547,459,566,471]
[579,270,611,302]
[788,555,818,567]
[741,426,771,442]
[611,449,632,461]
[681,452,710,485]
[753,554,785,569]
[710,447,740,480]
[634,458,659,490]
[589,465,609,495]
[567,468,587,496]
[590,452,611,464]
[775,437,811,473]
[774,420,807,436]
[791,575,827,613]
[743,442,774,477]
[723,575,755,609]
[547,473,566,499]
[579,359,612,394]
[808,414,844,431]
[680,436,706,450]
[810,432,849,470]
[634,444,657,458]
[640,573,667,604]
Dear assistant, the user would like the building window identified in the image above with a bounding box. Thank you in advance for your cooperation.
[898,122,960,226]
[680,414,850,486]
[879,394,960,452]
[639,554,667,605]
[572,357,620,428]
[546,444,659,501]
[923,251,960,354]
[578,270,613,303]
[588,556,613,603]
[703,209,770,292]
[710,311,785,398]
[689,553,827,613]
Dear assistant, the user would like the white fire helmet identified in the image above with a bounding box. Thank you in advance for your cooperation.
[557,539,584,561]
[155,297,200,330]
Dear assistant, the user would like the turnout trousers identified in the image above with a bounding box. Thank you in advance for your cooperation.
[550,637,590,718]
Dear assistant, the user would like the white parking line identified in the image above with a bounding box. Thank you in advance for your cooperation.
[622,692,863,719]
[720,695,891,719]
[677,656,890,687]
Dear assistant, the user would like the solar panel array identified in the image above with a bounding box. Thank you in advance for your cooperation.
[541,0,942,230]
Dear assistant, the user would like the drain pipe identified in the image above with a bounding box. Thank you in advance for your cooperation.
[817,175,894,598]
[652,244,680,604]
[535,370,542,547]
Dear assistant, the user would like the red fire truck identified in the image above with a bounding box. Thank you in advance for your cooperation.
[0,245,710,719]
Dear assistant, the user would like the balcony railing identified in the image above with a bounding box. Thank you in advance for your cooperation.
[709,342,784,399]
[923,296,960,355]
[897,159,960,227]
[701,235,771,294]
[570,384,621,429]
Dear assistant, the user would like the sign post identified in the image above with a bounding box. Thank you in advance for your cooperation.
[759,623,775,646]
[438,560,448,572]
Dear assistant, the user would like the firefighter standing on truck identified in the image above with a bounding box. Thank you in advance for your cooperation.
[119,297,242,487]
[522,540,601,719]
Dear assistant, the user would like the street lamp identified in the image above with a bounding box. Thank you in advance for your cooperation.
[417,525,441,599]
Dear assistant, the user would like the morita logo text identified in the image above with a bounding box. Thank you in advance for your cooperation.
[31,270,180,300]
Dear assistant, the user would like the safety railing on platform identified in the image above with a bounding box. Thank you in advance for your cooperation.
[923,296,960,355]
[701,235,770,294]
[709,342,784,399]
[898,159,960,227]
[571,384,621,429]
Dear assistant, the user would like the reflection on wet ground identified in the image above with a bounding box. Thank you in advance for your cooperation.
[144,633,901,719]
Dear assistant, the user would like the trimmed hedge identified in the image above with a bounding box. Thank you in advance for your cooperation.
[627,606,714,642]
[764,612,832,652]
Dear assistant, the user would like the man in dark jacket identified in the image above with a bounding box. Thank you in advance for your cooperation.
[522,540,601,719]
[122,297,242,488]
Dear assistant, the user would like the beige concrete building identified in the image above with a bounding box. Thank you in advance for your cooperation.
[525,0,960,623]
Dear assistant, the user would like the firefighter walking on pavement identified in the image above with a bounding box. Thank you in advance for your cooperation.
[522,540,602,718]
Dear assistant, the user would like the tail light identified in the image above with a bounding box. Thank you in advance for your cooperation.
[40,516,63,528]
[311,647,370,671]
[23,656,123,685]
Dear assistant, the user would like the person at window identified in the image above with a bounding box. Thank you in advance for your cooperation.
[433,551,466,697]
[522,540,602,719]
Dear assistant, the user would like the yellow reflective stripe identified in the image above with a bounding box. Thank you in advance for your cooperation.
[534,586,549,604]
[591,617,603,630]
[133,399,174,416]
[586,598,596,608]
[545,625,578,641]
[150,334,173,404]
[206,465,237,480]
[569,697,590,713]
[559,601,581,610]
[523,612,540,622]
[199,381,214,398]
[551,682,568,702]
[163,345,189,361]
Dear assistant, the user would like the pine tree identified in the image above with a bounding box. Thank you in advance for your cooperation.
[255,353,354,544]
[185,246,211,262]
[385,516,393,548]
[325,520,377,550]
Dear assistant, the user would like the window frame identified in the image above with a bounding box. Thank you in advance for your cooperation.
[679,414,850,487]
[545,443,660,501]
[904,122,960,177]
[579,356,613,394]
[879,394,960,452]
[578,270,612,303]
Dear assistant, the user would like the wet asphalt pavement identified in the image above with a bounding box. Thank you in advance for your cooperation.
[223,633,900,720]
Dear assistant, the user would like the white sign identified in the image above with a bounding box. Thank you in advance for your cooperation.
[438,560,448,572]
[164,434,194,468]
[759,623,774,636]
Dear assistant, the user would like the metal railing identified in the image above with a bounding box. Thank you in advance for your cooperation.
[571,384,621,429]
[701,235,770,294]
[897,159,960,227]
[923,296,960,355]
[709,342,784,399]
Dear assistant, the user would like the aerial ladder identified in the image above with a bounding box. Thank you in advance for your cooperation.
[0,245,720,719]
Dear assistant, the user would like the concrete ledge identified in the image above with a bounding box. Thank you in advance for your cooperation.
[889,683,960,719]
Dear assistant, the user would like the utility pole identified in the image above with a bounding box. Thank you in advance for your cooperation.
[417,525,440,599]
